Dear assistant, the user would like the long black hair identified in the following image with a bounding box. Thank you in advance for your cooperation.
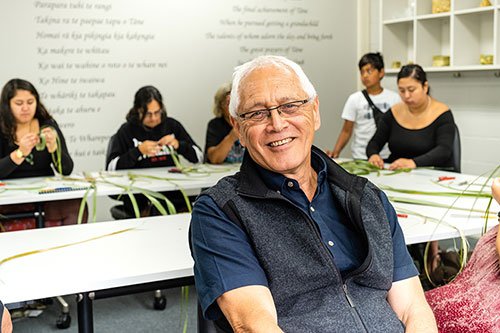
[0,78,52,143]
[126,85,167,125]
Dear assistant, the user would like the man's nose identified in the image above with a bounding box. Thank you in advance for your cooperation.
[267,109,287,131]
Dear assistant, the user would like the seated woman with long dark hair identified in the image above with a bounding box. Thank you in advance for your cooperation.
[0,78,85,228]
[106,85,202,215]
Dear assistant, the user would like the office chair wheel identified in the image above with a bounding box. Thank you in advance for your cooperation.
[153,295,167,310]
[56,313,71,329]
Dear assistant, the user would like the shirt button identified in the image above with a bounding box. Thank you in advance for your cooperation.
[287,181,294,188]
[328,241,334,247]
[310,206,315,212]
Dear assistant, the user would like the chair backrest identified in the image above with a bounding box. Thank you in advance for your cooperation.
[105,134,117,169]
[451,123,461,173]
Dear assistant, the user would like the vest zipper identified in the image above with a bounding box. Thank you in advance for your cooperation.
[342,284,355,307]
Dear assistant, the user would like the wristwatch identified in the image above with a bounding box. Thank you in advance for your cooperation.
[15,149,25,159]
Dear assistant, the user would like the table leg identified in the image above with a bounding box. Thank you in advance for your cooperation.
[35,203,44,228]
[77,292,94,333]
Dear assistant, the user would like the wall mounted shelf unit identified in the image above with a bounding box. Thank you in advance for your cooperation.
[380,0,500,73]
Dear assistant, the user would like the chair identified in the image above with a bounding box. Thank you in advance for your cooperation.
[105,134,167,310]
[451,123,461,173]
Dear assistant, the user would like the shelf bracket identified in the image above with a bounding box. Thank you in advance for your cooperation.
[494,71,500,78]
[452,72,461,78]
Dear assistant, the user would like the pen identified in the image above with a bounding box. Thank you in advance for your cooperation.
[438,176,456,182]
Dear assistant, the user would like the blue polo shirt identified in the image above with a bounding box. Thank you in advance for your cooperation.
[190,152,417,320]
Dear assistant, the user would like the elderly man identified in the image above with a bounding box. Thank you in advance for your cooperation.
[190,55,437,332]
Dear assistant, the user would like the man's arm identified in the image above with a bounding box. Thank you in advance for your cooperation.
[327,120,354,158]
[387,276,437,333]
[217,285,283,333]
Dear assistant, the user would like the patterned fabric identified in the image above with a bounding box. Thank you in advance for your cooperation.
[425,225,500,332]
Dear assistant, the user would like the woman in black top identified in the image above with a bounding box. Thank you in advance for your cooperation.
[106,85,202,214]
[204,83,244,164]
[366,64,455,170]
[0,78,84,227]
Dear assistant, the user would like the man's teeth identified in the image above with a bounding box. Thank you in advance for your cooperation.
[269,138,292,147]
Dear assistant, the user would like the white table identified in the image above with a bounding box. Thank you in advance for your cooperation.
[364,168,499,244]
[0,214,194,332]
[0,164,240,205]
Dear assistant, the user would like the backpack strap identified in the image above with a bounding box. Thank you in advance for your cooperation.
[362,89,384,127]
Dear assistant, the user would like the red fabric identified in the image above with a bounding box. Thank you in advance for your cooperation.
[1,218,62,232]
[426,225,500,332]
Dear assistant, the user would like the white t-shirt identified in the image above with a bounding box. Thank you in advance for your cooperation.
[341,89,400,160]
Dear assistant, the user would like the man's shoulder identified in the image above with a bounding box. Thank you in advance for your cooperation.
[202,173,240,204]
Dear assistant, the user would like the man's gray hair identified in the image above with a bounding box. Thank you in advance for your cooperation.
[229,55,317,118]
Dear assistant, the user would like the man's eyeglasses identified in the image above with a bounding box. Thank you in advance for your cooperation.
[237,98,312,123]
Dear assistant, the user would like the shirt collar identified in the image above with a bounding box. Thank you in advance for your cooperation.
[256,149,328,192]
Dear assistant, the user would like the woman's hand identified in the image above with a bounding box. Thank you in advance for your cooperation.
[138,140,161,157]
[389,158,416,170]
[368,154,384,169]
[17,132,39,156]
[41,127,58,153]
[158,134,179,150]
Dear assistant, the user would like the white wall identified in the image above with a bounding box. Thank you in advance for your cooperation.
[0,0,358,172]
[369,0,500,175]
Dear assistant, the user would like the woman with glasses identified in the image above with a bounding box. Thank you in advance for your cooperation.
[106,85,202,215]
[204,83,244,164]
[0,78,85,229]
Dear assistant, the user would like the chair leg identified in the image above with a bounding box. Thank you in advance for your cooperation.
[55,296,72,329]
[153,289,167,310]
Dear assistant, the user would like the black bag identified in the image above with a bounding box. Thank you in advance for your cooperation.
[362,89,384,127]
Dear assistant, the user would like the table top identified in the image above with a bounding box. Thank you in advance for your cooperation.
[364,168,499,244]
[0,214,193,304]
[0,164,240,205]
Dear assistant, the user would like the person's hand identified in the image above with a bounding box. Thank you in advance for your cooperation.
[368,154,384,169]
[41,127,58,153]
[158,134,179,150]
[325,149,339,158]
[17,132,39,156]
[388,158,416,170]
[492,178,500,204]
[138,140,161,157]
[2,307,12,333]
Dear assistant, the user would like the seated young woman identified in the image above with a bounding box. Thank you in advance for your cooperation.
[204,83,244,164]
[106,85,202,215]
[0,78,85,228]
[366,64,456,171]
[425,178,500,332]
[366,64,457,276]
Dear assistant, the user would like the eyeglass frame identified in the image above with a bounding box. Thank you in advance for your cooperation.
[236,97,314,123]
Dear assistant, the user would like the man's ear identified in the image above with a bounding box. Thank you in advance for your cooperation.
[379,68,385,80]
[312,95,321,131]
[230,117,245,147]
